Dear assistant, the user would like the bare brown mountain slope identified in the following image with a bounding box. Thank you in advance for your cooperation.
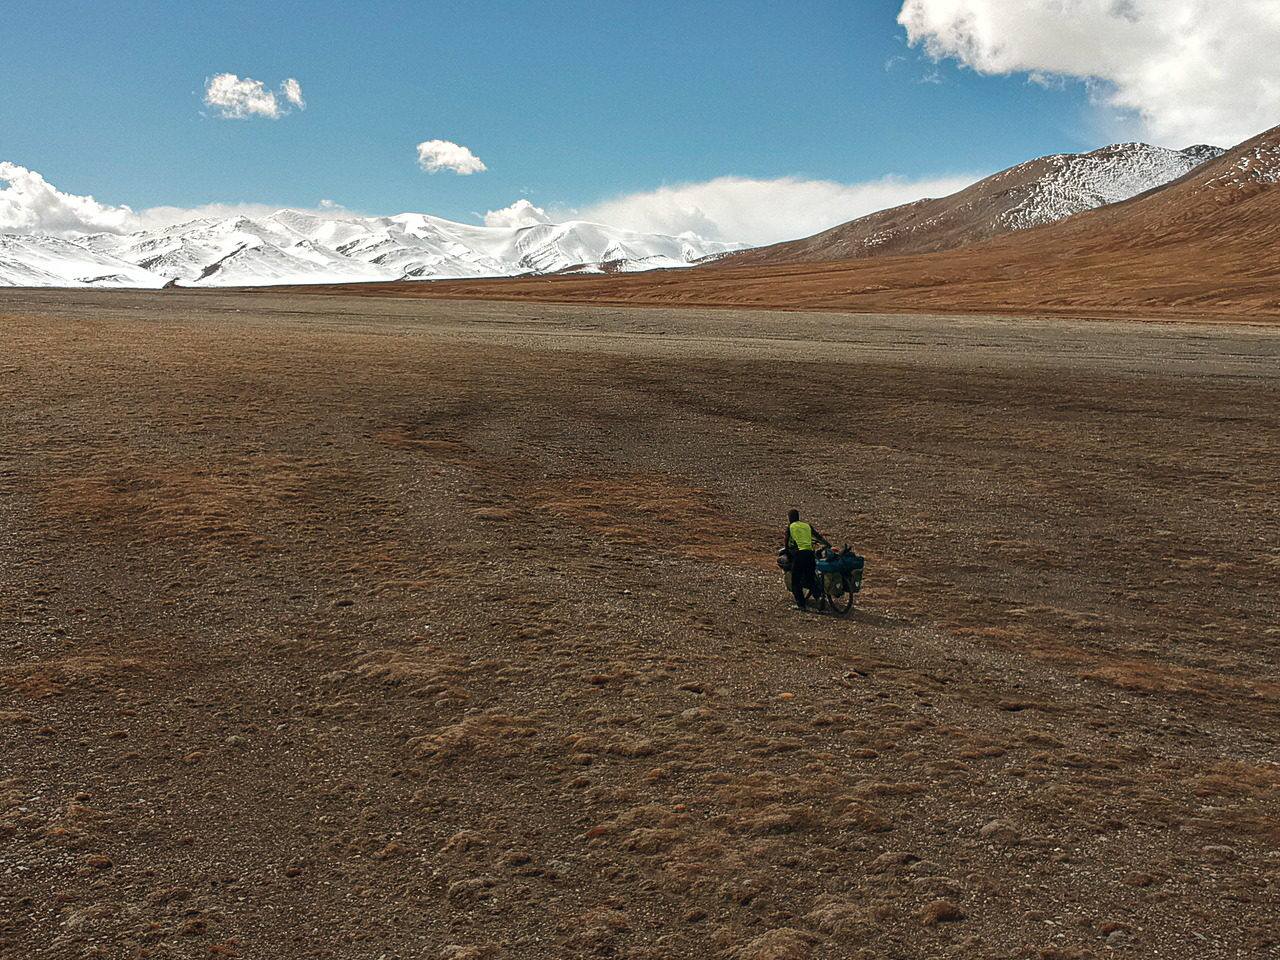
[720,141,1222,267]
[282,125,1280,322]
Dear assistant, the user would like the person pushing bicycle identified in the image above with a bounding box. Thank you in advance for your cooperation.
[784,508,831,611]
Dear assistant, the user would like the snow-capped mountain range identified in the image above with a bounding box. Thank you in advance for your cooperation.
[0,210,744,289]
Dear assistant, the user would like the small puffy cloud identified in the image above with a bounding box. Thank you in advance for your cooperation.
[203,73,306,119]
[578,173,981,246]
[483,199,551,228]
[416,140,487,175]
[897,0,1280,147]
[280,77,305,109]
[0,162,140,237]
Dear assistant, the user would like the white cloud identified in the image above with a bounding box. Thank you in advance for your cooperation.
[483,199,551,228]
[577,173,981,246]
[280,77,305,109]
[0,162,140,237]
[898,0,1280,147]
[203,73,306,119]
[416,140,487,175]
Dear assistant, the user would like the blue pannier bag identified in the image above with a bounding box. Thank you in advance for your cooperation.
[817,550,864,574]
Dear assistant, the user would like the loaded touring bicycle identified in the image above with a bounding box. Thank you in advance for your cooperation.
[778,544,865,615]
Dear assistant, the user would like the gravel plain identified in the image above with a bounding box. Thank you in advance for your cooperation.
[1,289,1277,959]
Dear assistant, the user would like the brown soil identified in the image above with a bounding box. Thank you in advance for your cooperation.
[2,289,1278,960]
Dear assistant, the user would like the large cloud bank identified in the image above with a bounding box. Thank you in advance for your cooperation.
[898,0,1280,147]
[0,163,349,238]
[203,73,306,119]
[0,162,139,237]
[416,140,487,175]
[578,173,979,245]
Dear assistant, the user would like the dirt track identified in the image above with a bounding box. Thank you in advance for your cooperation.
[2,289,1278,959]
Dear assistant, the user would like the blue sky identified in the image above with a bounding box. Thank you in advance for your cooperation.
[1,0,1271,243]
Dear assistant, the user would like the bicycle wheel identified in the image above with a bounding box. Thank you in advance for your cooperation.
[826,573,854,616]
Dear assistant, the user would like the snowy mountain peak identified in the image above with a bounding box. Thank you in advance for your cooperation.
[999,141,1226,230]
[1179,144,1227,165]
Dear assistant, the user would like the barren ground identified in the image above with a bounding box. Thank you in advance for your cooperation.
[2,289,1278,960]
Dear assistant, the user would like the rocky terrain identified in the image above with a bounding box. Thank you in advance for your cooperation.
[1,289,1276,959]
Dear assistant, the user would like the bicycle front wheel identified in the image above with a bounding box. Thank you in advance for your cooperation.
[827,573,854,616]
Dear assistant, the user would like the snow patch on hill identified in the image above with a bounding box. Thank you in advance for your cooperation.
[999,143,1225,230]
[1204,138,1280,188]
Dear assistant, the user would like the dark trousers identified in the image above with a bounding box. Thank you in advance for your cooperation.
[791,550,816,606]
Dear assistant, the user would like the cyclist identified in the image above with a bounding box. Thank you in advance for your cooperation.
[784,509,831,611]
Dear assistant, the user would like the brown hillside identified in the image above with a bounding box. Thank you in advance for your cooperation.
[279,125,1280,322]
[719,142,1219,268]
